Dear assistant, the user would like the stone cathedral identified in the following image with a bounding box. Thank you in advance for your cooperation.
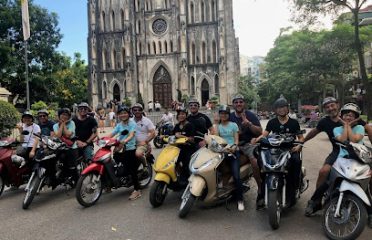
[88,0,240,108]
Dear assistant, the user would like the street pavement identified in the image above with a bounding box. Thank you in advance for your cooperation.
[1,120,371,240]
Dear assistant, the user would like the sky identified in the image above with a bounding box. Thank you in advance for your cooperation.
[33,0,372,60]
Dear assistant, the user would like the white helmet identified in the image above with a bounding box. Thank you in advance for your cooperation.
[340,103,361,117]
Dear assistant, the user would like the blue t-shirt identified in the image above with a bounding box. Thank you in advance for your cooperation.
[218,122,239,145]
[111,119,136,150]
[53,121,77,149]
[333,125,364,158]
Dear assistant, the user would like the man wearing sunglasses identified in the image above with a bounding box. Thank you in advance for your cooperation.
[186,98,215,147]
[37,109,55,137]
[229,94,263,209]
[73,102,98,162]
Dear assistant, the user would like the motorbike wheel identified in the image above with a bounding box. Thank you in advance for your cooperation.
[153,136,164,149]
[22,174,41,209]
[0,174,4,197]
[323,194,367,240]
[268,189,281,230]
[138,164,153,189]
[149,181,167,207]
[179,187,196,218]
[75,172,103,207]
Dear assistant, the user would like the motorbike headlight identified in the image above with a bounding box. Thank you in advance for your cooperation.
[190,156,220,174]
[168,136,176,145]
[209,139,224,153]
[98,139,109,148]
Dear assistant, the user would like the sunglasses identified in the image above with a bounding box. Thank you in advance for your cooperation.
[132,108,142,112]
[189,104,199,107]
[78,107,89,111]
[233,100,244,104]
[38,115,47,118]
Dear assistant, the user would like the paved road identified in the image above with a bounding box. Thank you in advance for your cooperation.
[1,121,371,240]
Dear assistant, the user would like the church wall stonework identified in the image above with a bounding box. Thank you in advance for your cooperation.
[88,0,240,108]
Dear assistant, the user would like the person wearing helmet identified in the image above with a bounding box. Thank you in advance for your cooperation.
[172,107,196,185]
[15,111,41,167]
[132,103,156,170]
[187,98,215,147]
[53,108,79,184]
[37,109,55,137]
[107,106,140,200]
[215,105,245,211]
[73,102,98,162]
[229,94,263,209]
[252,97,304,208]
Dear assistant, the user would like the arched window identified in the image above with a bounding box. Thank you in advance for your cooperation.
[191,76,195,95]
[101,11,106,31]
[103,81,107,99]
[212,40,217,63]
[112,50,117,69]
[122,48,126,68]
[170,41,173,52]
[111,11,115,31]
[138,42,142,55]
[201,1,205,22]
[190,2,194,24]
[121,9,125,29]
[164,41,168,53]
[148,43,151,54]
[153,41,157,54]
[214,75,219,94]
[136,20,141,34]
[135,0,139,12]
[164,0,167,9]
[202,42,206,64]
[102,51,106,70]
[158,41,162,54]
[105,50,110,69]
[191,43,196,64]
[211,0,216,21]
[146,1,149,11]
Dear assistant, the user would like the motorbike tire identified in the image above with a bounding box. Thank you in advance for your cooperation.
[138,164,153,189]
[0,174,4,197]
[75,172,103,208]
[22,174,41,209]
[179,187,196,218]
[322,193,367,240]
[268,189,281,230]
[153,136,164,149]
[149,181,167,207]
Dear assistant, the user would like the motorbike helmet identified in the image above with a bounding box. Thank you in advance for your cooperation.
[131,103,143,111]
[117,106,131,114]
[77,102,91,111]
[37,109,49,116]
[176,107,188,116]
[188,98,200,106]
[273,97,288,109]
[340,103,361,118]
[232,94,245,103]
[322,97,337,106]
[218,105,231,114]
[58,108,71,117]
[22,111,34,120]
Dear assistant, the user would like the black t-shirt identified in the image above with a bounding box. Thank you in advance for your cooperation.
[316,116,343,152]
[173,121,196,150]
[266,117,300,135]
[187,112,212,142]
[39,120,55,136]
[73,116,98,145]
[230,110,261,143]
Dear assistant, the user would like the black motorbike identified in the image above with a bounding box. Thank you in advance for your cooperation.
[22,135,83,209]
[153,122,173,148]
[257,132,308,229]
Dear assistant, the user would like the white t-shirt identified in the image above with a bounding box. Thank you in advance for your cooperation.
[22,123,41,148]
[155,103,161,109]
[161,112,174,125]
[133,116,155,143]
[108,111,115,120]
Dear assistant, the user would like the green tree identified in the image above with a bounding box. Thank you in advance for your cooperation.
[0,100,20,138]
[239,75,260,108]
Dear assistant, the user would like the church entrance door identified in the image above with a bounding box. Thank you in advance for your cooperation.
[153,66,172,108]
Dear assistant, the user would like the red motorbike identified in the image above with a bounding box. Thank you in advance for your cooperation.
[75,133,153,207]
[0,138,31,197]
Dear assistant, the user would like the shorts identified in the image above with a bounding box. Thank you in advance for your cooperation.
[239,143,256,159]
[324,150,339,165]
[135,144,150,157]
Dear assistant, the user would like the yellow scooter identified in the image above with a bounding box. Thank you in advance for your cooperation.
[149,135,190,207]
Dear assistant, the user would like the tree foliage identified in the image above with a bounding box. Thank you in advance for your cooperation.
[0,100,20,138]
[238,75,260,108]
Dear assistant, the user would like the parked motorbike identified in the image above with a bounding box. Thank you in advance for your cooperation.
[178,134,253,218]
[150,135,190,207]
[22,135,83,209]
[153,122,173,149]
[322,140,372,240]
[75,131,153,207]
[256,132,308,229]
[0,137,31,197]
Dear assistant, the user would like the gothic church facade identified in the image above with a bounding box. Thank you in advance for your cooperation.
[88,0,240,108]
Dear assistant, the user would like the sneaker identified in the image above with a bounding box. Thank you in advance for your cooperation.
[368,214,372,229]
[256,193,265,210]
[238,201,245,211]
[129,190,142,200]
[305,200,322,217]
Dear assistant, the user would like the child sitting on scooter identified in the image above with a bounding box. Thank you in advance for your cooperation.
[214,105,244,211]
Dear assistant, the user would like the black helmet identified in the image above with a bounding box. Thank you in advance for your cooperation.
[273,98,288,109]
[176,107,188,115]
[322,97,337,106]
[117,106,131,114]
[22,111,34,120]
[58,108,71,117]
[218,105,231,114]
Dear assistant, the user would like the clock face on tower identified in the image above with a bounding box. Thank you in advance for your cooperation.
[152,19,167,34]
